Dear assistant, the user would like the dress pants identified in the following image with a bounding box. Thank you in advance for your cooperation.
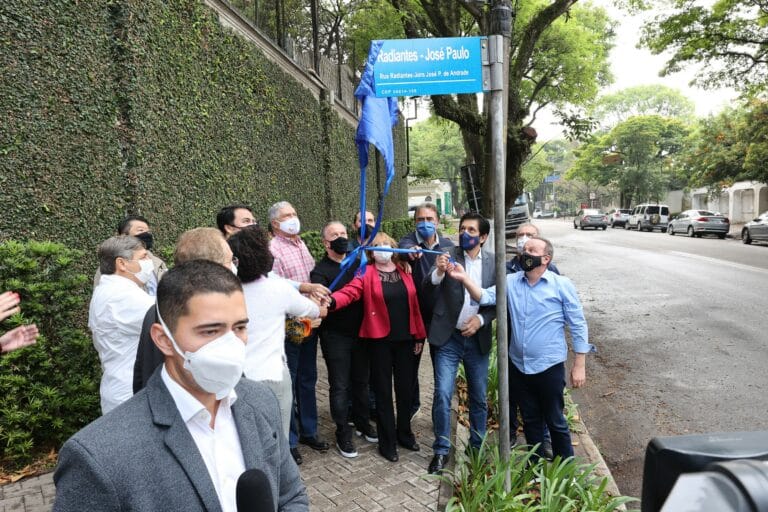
[285,333,319,449]
[320,330,371,436]
[509,361,573,458]
[368,339,418,455]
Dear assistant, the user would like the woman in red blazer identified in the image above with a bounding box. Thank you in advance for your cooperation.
[330,232,426,462]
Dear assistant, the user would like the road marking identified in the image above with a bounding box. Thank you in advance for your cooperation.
[667,251,768,276]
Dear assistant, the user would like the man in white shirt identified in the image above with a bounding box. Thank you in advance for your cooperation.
[93,215,168,296]
[55,260,308,511]
[88,235,155,414]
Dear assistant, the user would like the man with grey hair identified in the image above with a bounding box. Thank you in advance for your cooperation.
[89,235,155,414]
[269,201,330,463]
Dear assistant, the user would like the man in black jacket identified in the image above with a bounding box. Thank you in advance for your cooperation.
[311,221,377,458]
[399,203,455,418]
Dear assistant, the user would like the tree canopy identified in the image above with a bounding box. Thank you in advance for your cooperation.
[569,115,689,206]
[679,100,768,189]
[640,0,768,95]
[591,85,695,129]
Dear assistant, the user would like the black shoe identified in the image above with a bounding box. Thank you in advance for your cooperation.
[355,423,378,443]
[378,447,399,462]
[541,441,554,461]
[336,439,358,458]
[428,454,449,474]
[398,439,420,452]
[299,435,330,452]
[290,447,303,465]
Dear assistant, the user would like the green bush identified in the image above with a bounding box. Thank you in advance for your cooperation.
[0,241,100,468]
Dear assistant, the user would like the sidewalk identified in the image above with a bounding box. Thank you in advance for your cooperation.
[0,345,622,511]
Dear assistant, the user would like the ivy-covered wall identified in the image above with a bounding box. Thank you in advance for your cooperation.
[0,1,126,250]
[1,0,407,256]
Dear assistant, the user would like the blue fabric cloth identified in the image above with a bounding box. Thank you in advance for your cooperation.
[354,41,399,196]
[431,331,489,454]
[479,270,594,375]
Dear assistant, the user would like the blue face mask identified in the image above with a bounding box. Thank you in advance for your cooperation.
[459,231,481,251]
[416,221,436,239]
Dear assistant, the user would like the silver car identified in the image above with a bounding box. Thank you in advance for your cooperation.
[573,209,608,230]
[667,210,730,238]
[742,211,768,244]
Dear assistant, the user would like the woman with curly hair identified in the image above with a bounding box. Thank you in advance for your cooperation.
[329,232,426,462]
[228,225,322,441]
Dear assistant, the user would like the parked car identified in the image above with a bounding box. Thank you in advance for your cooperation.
[608,208,632,228]
[505,192,533,239]
[573,209,608,230]
[626,204,670,232]
[533,208,543,218]
[667,210,730,238]
[742,211,768,244]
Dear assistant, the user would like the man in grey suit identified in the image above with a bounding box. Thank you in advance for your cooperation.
[54,260,308,512]
[422,212,496,474]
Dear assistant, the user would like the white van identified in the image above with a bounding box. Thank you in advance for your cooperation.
[627,204,670,232]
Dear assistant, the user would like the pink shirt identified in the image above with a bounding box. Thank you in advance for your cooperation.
[269,233,315,283]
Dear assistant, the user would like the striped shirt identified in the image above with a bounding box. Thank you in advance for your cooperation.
[270,233,315,283]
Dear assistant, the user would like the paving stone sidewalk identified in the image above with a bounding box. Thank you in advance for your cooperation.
[0,346,442,512]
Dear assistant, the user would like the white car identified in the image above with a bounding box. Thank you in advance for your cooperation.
[627,204,670,232]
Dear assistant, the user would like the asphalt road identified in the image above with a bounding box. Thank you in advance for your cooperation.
[532,218,768,506]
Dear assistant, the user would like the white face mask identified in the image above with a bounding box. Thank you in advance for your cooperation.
[230,262,238,276]
[157,310,246,400]
[516,235,530,253]
[131,258,155,284]
[279,217,301,235]
[373,245,393,264]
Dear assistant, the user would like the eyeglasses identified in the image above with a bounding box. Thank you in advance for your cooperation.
[231,256,239,268]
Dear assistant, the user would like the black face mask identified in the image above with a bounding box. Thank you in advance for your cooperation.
[520,252,542,272]
[356,225,376,242]
[135,232,154,251]
[329,236,349,254]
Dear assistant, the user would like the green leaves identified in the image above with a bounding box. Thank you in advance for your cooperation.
[641,0,768,95]
[0,240,99,469]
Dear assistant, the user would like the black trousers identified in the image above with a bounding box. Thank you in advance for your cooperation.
[368,339,418,454]
[319,330,370,437]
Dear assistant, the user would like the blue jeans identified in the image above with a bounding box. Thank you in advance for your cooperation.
[285,334,319,449]
[509,362,573,458]
[432,331,489,455]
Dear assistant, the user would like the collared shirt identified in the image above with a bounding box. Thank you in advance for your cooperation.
[479,270,595,374]
[242,276,319,382]
[270,233,315,283]
[455,250,482,329]
[430,249,485,328]
[88,274,155,414]
[161,366,245,512]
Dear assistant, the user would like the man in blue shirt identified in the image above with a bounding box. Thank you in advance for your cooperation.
[448,236,595,459]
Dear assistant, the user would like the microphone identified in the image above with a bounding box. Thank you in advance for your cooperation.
[236,469,275,512]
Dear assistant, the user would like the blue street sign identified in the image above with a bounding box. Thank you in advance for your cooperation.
[373,37,486,97]
[544,174,560,183]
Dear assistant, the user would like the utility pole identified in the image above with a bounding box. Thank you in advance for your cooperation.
[489,0,513,492]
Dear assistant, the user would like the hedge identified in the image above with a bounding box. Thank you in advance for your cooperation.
[0,241,99,466]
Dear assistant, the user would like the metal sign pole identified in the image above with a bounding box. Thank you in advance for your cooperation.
[489,0,512,492]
